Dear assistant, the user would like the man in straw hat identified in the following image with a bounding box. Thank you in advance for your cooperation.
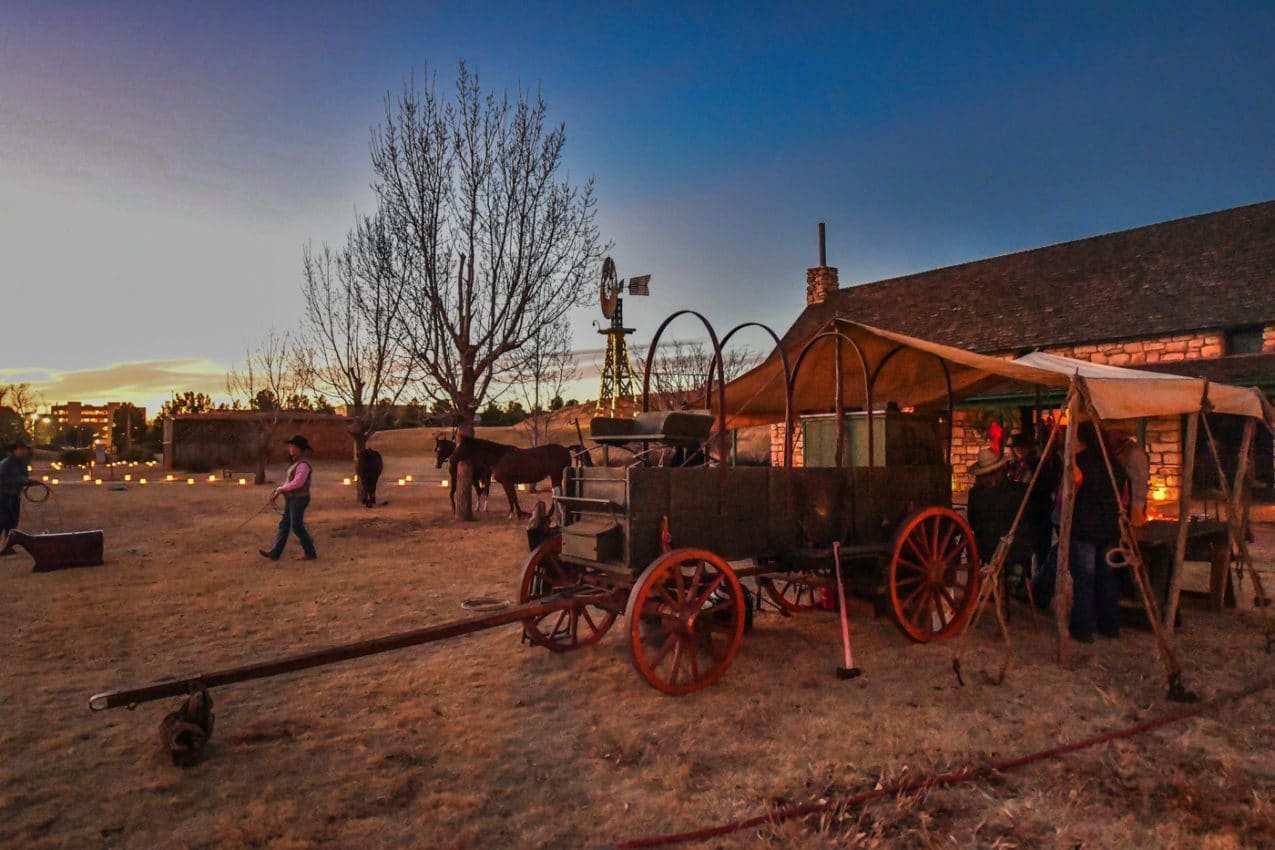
[966,447,1032,588]
[0,440,31,556]
[259,435,317,562]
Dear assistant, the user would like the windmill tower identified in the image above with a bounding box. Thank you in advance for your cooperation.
[596,257,650,417]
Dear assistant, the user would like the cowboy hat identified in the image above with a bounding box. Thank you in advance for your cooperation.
[967,447,1009,476]
[283,435,312,451]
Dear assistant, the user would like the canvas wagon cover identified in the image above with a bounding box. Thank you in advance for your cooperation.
[720,318,1274,429]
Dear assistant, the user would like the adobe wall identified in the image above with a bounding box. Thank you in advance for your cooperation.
[165,415,354,470]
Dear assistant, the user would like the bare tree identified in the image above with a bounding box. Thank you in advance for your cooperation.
[369,62,604,519]
[634,340,760,411]
[505,317,579,447]
[227,329,303,485]
[0,383,41,445]
[296,208,416,493]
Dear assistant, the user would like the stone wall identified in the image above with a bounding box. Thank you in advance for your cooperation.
[768,422,804,467]
[1045,330,1225,366]
[950,410,983,494]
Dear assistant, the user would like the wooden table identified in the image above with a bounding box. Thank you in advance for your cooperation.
[1128,518,1232,625]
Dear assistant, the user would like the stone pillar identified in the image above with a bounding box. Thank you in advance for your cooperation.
[770,422,804,467]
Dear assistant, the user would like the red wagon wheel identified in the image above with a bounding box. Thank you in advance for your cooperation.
[759,572,827,612]
[625,548,746,695]
[888,507,980,643]
[517,537,616,652]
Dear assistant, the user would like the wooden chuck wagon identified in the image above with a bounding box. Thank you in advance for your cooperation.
[87,311,985,756]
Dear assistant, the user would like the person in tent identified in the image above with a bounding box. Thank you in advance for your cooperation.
[966,447,1032,591]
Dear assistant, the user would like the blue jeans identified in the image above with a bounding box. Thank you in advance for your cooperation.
[1030,540,1120,641]
[270,495,316,559]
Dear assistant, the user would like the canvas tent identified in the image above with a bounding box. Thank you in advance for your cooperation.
[719,318,1275,431]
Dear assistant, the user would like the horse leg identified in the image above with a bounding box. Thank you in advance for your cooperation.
[502,481,524,520]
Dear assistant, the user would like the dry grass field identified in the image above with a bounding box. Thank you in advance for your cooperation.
[3,429,1274,849]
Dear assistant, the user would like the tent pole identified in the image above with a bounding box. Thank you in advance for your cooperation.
[1054,380,1080,665]
[954,384,1067,685]
[1078,379,1186,697]
[1199,414,1273,646]
[834,333,845,468]
[1165,411,1200,634]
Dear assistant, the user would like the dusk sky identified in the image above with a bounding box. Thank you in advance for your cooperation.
[2,1,1273,414]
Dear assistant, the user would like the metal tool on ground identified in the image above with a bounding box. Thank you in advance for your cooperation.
[832,542,861,680]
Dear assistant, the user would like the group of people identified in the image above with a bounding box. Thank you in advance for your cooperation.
[966,421,1149,643]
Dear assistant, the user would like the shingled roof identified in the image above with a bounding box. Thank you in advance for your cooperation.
[786,200,1275,353]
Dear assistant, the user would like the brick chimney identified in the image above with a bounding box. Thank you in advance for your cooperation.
[805,222,839,305]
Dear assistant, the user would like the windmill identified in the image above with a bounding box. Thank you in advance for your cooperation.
[596,257,651,417]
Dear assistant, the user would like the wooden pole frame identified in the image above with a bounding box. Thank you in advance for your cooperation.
[1054,381,1080,665]
[1165,405,1201,635]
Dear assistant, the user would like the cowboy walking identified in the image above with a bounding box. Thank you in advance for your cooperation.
[259,435,317,562]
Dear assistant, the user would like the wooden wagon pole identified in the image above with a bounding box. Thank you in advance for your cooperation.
[955,384,1069,684]
[1165,400,1202,635]
[1197,413,1273,647]
[1077,379,1186,696]
[1054,380,1080,666]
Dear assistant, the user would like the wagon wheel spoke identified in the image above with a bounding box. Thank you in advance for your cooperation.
[668,640,685,686]
[905,537,929,564]
[686,560,706,603]
[693,573,726,609]
[900,580,930,611]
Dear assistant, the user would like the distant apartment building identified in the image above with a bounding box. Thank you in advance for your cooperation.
[51,402,146,447]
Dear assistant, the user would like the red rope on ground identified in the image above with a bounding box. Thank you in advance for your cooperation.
[600,675,1274,849]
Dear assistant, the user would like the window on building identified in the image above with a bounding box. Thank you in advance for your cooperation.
[1225,326,1264,355]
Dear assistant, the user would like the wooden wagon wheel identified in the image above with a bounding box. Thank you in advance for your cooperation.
[625,548,746,695]
[888,507,979,643]
[759,571,827,612]
[517,537,616,652]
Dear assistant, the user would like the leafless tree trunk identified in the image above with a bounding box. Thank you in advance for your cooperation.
[366,62,604,519]
[227,330,302,485]
[296,210,416,499]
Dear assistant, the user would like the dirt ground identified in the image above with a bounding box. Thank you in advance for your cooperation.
[3,432,1274,849]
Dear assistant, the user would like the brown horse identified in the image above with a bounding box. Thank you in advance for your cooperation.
[434,434,504,511]
[492,443,575,518]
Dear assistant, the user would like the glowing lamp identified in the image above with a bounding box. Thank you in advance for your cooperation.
[208,475,217,482]
[397,478,406,486]
[83,474,91,481]
[51,479,59,485]
[405,475,413,482]
[139,478,147,484]
[94,479,102,486]
[186,478,195,485]
[343,478,351,486]
[42,475,49,481]
[238,478,247,485]
[124,474,131,481]
[440,480,448,487]
[166,474,174,481]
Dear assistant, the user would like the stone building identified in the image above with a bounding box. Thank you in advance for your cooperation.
[769,200,1275,504]
[163,411,355,470]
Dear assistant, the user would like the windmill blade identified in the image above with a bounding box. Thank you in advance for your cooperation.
[627,274,651,296]
[600,287,617,319]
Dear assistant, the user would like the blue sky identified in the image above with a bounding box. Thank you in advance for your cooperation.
[2,1,1272,413]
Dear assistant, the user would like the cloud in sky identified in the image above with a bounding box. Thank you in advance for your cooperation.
[3,359,231,414]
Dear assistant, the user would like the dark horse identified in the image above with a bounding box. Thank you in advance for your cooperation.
[356,448,384,508]
[434,434,502,511]
[490,442,575,519]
